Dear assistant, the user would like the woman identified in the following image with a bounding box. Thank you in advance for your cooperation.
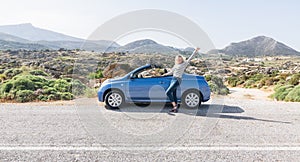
[164,48,200,113]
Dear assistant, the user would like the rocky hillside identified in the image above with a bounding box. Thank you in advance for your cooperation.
[209,36,300,57]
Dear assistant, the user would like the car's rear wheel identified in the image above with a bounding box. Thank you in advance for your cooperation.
[182,90,202,109]
[104,90,124,109]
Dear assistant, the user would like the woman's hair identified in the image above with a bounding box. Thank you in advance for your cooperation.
[175,55,184,64]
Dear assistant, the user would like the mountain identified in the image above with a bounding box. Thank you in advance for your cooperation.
[0,40,48,50]
[0,30,48,50]
[0,23,121,51]
[209,36,300,57]
[114,39,181,54]
[86,40,120,51]
[0,23,82,42]
[37,40,120,51]
[183,47,195,52]
[0,32,30,43]
[1,23,298,56]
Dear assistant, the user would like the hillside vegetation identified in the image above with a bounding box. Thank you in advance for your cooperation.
[0,48,299,103]
[224,56,300,101]
[0,67,86,102]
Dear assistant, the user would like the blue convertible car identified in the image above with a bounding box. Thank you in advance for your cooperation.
[98,64,210,109]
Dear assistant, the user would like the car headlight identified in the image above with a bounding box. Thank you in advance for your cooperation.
[102,79,110,85]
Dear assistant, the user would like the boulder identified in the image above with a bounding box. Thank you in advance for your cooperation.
[102,63,132,78]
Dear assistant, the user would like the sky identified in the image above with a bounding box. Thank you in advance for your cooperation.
[0,0,299,50]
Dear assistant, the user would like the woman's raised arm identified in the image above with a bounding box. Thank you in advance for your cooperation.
[186,47,200,63]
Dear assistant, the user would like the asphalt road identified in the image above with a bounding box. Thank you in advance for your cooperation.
[0,88,300,161]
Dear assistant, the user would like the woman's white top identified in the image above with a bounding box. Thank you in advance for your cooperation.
[167,50,198,78]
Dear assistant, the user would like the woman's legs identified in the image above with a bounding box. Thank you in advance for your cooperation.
[172,89,177,106]
[166,79,180,109]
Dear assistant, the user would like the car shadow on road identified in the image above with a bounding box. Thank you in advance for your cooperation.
[109,103,291,124]
[195,104,291,124]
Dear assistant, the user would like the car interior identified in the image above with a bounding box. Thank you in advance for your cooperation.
[133,67,169,79]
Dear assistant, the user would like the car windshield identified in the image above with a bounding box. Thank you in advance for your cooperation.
[134,67,169,79]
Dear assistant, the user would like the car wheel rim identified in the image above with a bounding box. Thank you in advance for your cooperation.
[108,92,122,107]
[185,92,200,107]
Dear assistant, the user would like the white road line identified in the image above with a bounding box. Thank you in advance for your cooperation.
[0,146,300,151]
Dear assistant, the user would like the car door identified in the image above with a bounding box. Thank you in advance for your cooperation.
[127,76,171,101]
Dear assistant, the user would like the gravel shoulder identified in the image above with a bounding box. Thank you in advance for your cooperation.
[228,87,274,101]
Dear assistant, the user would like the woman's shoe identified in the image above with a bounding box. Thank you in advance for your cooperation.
[173,108,178,113]
[169,107,178,113]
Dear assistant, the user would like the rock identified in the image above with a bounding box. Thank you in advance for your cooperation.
[102,63,132,78]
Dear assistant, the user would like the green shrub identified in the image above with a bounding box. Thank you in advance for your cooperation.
[285,85,300,102]
[37,95,48,101]
[276,80,286,86]
[271,85,294,101]
[29,70,48,76]
[63,78,72,82]
[43,87,58,95]
[12,77,35,91]
[257,76,276,88]
[88,70,103,79]
[266,78,275,86]
[53,79,70,92]
[47,80,55,87]
[205,75,212,82]
[227,76,239,87]
[71,79,86,96]
[289,73,300,86]
[248,73,264,82]
[1,82,13,93]
[278,73,290,80]
[0,68,87,102]
[236,80,244,85]
[244,79,255,88]
[240,74,248,82]
[208,76,229,95]
[15,90,35,102]
[4,68,23,79]
[64,66,74,74]
[59,92,74,100]
[0,74,6,82]
[47,94,60,101]
[5,89,17,100]
[25,75,48,89]
[274,84,284,91]
[84,88,97,98]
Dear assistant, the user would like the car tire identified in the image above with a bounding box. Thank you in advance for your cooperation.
[182,90,202,109]
[104,90,124,109]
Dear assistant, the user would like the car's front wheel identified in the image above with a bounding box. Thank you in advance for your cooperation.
[182,90,202,109]
[104,90,124,109]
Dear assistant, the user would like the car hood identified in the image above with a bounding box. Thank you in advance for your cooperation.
[103,76,126,84]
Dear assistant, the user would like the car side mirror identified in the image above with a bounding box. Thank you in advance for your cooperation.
[129,73,134,79]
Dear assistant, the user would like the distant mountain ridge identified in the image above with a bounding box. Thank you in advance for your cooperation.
[0,23,121,51]
[0,23,299,56]
[0,23,82,42]
[0,39,48,50]
[0,32,30,43]
[209,36,300,57]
